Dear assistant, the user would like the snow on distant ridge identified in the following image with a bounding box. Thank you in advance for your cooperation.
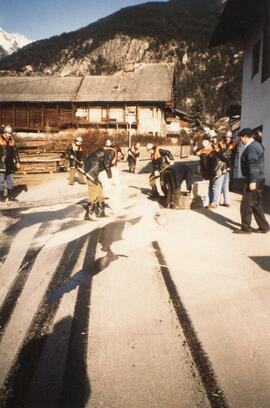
[0,27,32,55]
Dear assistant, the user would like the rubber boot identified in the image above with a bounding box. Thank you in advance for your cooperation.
[151,185,159,197]
[0,190,5,202]
[96,202,106,217]
[7,189,18,202]
[84,203,97,221]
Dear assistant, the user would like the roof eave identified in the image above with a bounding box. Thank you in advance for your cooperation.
[210,0,265,48]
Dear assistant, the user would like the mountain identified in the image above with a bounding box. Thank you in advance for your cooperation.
[168,0,223,14]
[0,45,8,60]
[0,27,32,57]
[0,0,242,119]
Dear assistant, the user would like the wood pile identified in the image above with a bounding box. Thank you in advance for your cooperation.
[16,137,69,174]
[19,152,66,174]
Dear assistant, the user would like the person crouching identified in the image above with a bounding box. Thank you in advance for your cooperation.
[83,147,116,220]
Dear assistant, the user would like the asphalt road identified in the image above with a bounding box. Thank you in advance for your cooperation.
[0,163,270,408]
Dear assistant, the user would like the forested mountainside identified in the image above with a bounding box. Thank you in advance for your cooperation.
[0,0,242,118]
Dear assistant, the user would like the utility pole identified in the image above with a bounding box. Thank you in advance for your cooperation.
[126,112,134,148]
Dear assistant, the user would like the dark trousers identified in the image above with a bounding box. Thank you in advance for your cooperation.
[240,180,270,231]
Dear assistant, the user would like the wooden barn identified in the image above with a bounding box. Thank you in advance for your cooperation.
[0,63,184,137]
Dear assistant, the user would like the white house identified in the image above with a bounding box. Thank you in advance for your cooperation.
[210,0,270,186]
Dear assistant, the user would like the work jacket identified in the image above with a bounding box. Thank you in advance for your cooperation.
[66,143,83,168]
[164,163,193,191]
[218,140,236,170]
[209,149,228,181]
[0,135,20,174]
[151,147,174,171]
[83,147,116,184]
[241,140,265,182]
[127,146,140,164]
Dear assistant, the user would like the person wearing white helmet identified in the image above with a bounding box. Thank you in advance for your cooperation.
[66,135,85,185]
[105,139,112,147]
[127,142,141,173]
[146,143,174,197]
[103,139,124,189]
[0,125,21,201]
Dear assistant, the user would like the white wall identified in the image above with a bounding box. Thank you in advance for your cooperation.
[240,28,270,186]
[138,107,164,135]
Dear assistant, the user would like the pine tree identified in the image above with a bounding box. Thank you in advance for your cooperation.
[188,89,206,132]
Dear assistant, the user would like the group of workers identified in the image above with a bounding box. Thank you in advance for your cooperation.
[65,131,256,221]
[65,137,180,220]
[1,125,269,234]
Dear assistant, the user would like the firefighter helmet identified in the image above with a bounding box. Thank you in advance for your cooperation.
[3,125,12,134]
[146,143,154,151]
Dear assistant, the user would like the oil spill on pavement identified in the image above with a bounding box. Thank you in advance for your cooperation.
[152,241,229,408]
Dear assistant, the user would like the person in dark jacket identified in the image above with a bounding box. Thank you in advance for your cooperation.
[127,143,140,173]
[83,147,116,220]
[207,145,228,208]
[66,136,85,185]
[234,128,269,234]
[146,143,174,197]
[163,163,193,208]
[0,125,20,201]
[193,137,213,207]
[218,130,237,191]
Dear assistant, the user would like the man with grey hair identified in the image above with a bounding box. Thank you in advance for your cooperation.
[234,128,269,234]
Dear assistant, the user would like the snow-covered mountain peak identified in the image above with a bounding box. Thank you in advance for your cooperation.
[0,27,32,55]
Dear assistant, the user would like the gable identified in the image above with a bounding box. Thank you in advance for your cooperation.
[210,0,266,47]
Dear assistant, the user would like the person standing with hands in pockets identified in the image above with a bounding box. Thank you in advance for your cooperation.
[234,128,269,234]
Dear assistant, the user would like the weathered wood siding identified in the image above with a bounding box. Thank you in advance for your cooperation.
[0,103,76,130]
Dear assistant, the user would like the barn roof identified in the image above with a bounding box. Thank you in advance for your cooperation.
[210,0,266,47]
[0,76,82,102]
[0,63,175,104]
[76,63,175,103]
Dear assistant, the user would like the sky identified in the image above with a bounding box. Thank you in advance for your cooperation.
[0,0,166,41]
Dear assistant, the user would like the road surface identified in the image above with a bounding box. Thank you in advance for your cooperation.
[0,163,270,408]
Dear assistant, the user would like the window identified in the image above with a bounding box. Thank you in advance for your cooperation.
[262,23,270,82]
[252,40,261,78]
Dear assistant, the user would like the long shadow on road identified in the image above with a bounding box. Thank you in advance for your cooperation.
[250,256,270,273]
[46,218,141,304]
[194,207,242,231]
